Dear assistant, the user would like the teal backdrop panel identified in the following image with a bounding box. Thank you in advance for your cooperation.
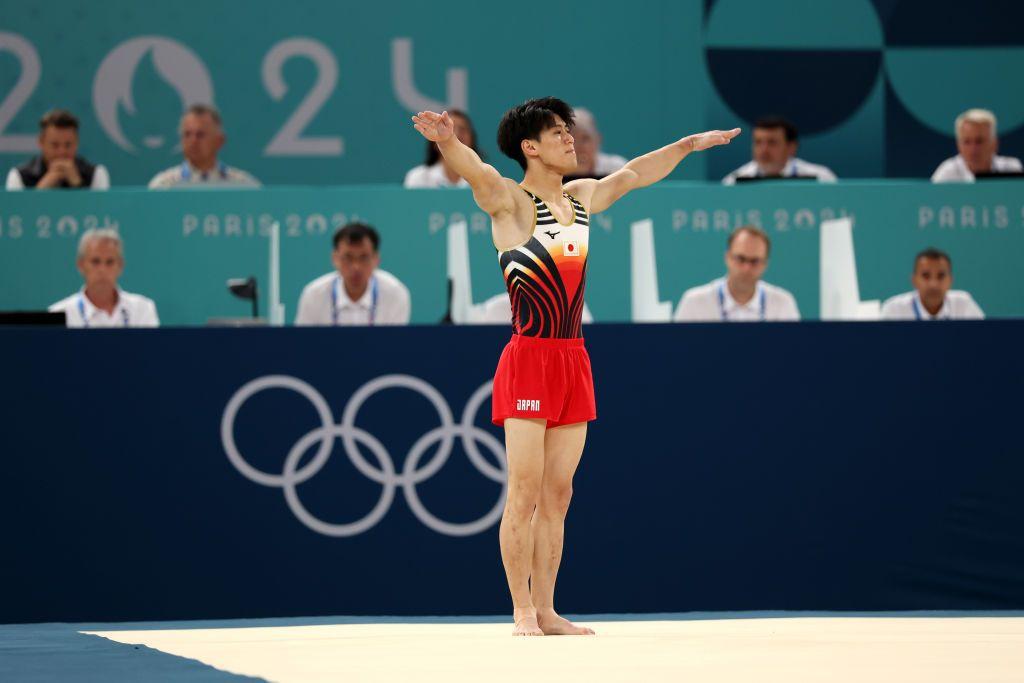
[1,182,1022,324]
[3,1,1024,185]
[0,0,704,186]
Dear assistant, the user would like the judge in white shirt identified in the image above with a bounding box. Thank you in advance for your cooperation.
[931,108,1023,183]
[723,117,836,185]
[674,225,800,322]
[881,248,984,320]
[148,105,260,189]
[49,229,159,328]
[295,222,411,326]
[403,110,479,188]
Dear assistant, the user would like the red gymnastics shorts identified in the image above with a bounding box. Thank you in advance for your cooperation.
[491,335,597,428]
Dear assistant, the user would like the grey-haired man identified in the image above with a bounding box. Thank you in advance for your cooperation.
[49,229,159,328]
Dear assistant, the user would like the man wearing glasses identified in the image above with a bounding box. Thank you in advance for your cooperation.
[673,225,800,322]
[295,222,411,326]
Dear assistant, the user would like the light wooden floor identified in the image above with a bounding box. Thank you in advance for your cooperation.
[87,615,1024,682]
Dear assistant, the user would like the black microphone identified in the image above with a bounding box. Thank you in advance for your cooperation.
[227,276,259,319]
[439,277,454,324]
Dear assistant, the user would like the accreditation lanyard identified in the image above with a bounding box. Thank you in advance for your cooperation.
[180,162,228,181]
[331,276,378,326]
[912,297,947,321]
[78,295,129,328]
[718,283,766,322]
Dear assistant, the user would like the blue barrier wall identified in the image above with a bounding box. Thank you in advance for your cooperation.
[2,322,1023,623]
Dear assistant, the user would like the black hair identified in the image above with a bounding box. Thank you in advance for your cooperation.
[727,225,771,258]
[39,109,79,132]
[497,97,575,171]
[754,116,798,143]
[425,109,480,165]
[914,247,952,272]
[332,222,380,252]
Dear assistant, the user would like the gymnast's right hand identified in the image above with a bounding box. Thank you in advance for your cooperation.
[412,110,454,143]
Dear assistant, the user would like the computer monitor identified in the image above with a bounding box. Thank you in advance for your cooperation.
[0,311,66,326]
[734,175,819,183]
[974,170,1024,180]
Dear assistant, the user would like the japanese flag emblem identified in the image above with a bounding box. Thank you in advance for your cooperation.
[563,239,580,257]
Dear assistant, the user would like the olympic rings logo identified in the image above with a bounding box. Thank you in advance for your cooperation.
[220,374,506,537]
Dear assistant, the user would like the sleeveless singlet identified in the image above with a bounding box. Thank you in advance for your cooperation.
[497,188,590,338]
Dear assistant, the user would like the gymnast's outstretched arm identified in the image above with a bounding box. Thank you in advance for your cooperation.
[565,127,742,213]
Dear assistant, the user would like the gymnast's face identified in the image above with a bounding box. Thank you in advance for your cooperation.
[753,126,797,177]
[524,116,577,174]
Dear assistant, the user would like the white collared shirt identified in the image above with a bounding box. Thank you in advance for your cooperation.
[722,158,837,185]
[594,152,628,176]
[295,269,411,326]
[930,154,1023,183]
[673,277,801,322]
[49,287,160,328]
[403,162,469,188]
[148,161,260,189]
[880,290,984,320]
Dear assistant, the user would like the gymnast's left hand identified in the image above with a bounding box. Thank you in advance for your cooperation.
[688,128,742,152]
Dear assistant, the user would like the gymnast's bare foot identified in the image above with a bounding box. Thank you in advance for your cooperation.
[512,607,544,636]
[536,608,596,635]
